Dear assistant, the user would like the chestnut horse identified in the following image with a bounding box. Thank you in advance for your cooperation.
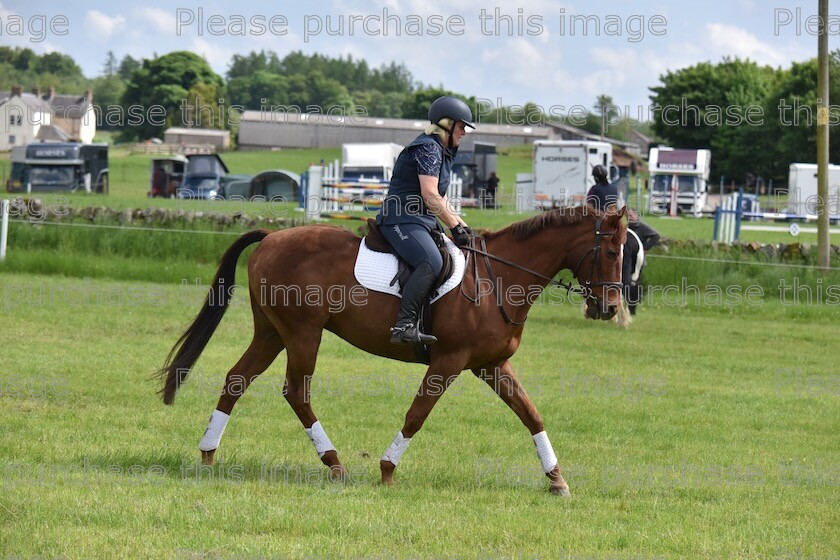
[157,206,626,495]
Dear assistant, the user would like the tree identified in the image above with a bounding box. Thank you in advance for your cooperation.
[35,52,83,77]
[12,48,37,72]
[352,90,409,118]
[118,55,141,81]
[120,51,223,140]
[180,82,225,129]
[103,51,118,78]
[401,88,472,120]
[227,50,282,79]
[90,75,126,123]
[649,58,779,180]
[650,61,722,149]
[761,52,840,183]
[226,71,289,110]
[593,94,619,136]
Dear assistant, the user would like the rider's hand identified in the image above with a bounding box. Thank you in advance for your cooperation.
[450,225,473,247]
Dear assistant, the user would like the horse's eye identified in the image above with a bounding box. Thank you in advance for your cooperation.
[607,250,619,259]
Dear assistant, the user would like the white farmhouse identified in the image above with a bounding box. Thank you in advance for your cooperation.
[0,86,96,151]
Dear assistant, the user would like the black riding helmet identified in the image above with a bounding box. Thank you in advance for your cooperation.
[592,164,609,182]
[428,96,475,149]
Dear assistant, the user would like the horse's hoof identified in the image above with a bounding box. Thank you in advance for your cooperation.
[550,485,571,497]
[329,465,348,482]
[380,460,395,486]
[200,449,216,466]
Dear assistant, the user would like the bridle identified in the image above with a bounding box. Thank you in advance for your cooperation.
[460,216,622,325]
[572,215,624,296]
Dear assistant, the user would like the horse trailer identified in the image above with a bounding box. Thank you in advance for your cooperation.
[7,142,109,194]
[648,147,711,217]
[530,140,614,209]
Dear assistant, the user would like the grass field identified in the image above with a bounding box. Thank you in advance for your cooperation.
[1,272,839,559]
[2,146,839,558]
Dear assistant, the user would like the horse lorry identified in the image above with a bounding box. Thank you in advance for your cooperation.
[516,140,614,210]
[7,142,109,194]
[647,147,711,217]
[787,163,840,218]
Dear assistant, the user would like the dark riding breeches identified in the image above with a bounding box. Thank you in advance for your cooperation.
[380,222,444,277]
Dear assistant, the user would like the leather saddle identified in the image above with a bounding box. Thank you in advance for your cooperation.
[364,219,456,365]
[364,219,455,293]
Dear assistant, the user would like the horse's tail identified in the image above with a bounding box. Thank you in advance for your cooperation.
[157,229,270,405]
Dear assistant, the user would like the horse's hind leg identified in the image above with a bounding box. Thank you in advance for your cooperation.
[282,327,347,481]
[200,306,284,465]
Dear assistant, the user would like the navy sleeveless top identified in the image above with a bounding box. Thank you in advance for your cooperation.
[586,181,619,212]
[377,134,454,229]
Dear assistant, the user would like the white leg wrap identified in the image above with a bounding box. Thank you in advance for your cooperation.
[381,431,412,466]
[198,410,230,452]
[305,421,336,458]
[533,431,558,474]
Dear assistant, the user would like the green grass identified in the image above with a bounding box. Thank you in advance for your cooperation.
[0,272,838,558]
[3,211,838,298]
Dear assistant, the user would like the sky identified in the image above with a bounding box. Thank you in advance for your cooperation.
[0,0,836,122]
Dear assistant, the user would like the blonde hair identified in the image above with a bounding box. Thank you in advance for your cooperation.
[425,117,454,142]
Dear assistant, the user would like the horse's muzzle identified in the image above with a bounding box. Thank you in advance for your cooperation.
[585,298,617,321]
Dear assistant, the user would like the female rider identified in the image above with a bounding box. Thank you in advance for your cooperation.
[376,96,475,344]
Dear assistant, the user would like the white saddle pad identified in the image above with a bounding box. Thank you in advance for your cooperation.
[354,238,466,303]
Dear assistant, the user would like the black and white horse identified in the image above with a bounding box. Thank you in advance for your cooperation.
[617,218,660,324]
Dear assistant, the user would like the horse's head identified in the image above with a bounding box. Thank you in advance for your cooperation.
[570,207,626,320]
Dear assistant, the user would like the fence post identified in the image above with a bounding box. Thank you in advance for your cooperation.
[669,174,678,217]
[0,199,9,261]
[448,176,463,215]
[714,192,745,244]
[306,165,323,222]
[635,173,641,215]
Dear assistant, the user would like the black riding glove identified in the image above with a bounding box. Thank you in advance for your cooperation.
[450,225,473,247]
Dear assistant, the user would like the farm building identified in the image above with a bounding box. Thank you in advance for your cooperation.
[164,127,231,151]
[237,110,643,160]
[237,111,556,150]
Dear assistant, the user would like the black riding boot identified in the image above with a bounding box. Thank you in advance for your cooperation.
[390,261,438,344]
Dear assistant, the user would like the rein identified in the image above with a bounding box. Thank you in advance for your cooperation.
[458,216,621,325]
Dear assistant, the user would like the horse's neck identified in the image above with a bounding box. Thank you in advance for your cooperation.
[483,225,579,290]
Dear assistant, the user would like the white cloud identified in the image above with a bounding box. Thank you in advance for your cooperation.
[85,10,126,41]
[134,6,175,34]
[706,22,797,67]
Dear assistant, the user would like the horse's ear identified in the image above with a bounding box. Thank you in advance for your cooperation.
[605,206,626,226]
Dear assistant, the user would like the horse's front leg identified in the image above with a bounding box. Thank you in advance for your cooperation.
[380,356,465,486]
[473,359,570,496]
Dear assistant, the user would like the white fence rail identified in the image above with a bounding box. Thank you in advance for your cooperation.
[307,162,463,219]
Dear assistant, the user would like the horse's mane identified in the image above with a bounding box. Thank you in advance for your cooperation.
[483,206,603,241]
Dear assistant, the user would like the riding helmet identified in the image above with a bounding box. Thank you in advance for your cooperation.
[429,96,475,129]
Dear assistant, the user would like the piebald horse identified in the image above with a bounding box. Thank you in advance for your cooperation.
[157,206,626,495]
